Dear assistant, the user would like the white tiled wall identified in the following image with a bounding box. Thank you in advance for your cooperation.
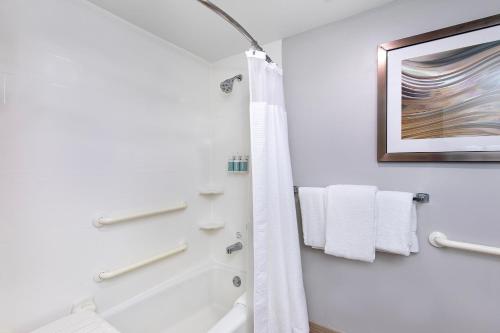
[0,0,282,330]
[205,42,282,333]
[0,0,212,331]
[206,41,282,271]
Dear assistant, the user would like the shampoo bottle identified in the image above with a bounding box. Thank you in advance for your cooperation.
[228,156,235,172]
[241,155,249,172]
[234,154,241,173]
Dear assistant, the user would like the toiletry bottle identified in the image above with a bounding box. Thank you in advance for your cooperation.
[228,156,235,173]
[241,155,249,172]
[234,154,241,173]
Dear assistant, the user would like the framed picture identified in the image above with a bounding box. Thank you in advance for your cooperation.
[378,14,500,162]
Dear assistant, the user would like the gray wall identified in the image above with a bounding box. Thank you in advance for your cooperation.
[283,1,500,332]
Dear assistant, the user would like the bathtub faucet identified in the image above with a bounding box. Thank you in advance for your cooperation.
[226,242,243,254]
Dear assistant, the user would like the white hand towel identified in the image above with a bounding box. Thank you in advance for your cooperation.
[375,191,419,256]
[324,185,378,262]
[298,187,326,249]
[410,204,419,253]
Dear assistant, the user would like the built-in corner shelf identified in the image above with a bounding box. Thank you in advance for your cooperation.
[198,220,225,230]
[198,185,224,195]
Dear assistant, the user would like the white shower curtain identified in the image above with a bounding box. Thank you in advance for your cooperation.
[246,50,309,333]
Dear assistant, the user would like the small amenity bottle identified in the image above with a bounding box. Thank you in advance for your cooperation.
[228,156,235,172]
[234,155,241,173]
[241,155,249,172]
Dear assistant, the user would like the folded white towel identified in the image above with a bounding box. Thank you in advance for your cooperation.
[298,187,326,249]
[324,185,378,262]
[410,204,419,253]
[375,191,419,256]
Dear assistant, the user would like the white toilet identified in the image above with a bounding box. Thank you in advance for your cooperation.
[208,293,248,333]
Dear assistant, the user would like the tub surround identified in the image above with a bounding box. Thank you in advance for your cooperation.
[0,0,280,331]
[0,0,207,331]
[207,40,282,272]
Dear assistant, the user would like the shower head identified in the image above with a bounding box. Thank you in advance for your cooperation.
[220,74,243,94]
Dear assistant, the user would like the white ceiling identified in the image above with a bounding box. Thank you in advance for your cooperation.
[88,0,394,62]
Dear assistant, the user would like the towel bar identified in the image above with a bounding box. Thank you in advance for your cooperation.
[94,242,188,282]
[293,186,429,203]
[93,201,187,228]
[429,232,500,256]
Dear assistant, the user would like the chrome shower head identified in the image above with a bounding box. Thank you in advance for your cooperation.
[220,74,243,94]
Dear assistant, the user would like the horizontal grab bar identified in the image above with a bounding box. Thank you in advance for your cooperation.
[94,242,188,282]
[93,201,187,228]
[429,232,500,256]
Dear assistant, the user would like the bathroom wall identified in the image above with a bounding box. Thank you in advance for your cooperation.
[283,1,500,332]
[0,0,213,331]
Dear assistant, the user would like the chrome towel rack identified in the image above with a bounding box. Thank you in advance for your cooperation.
[293,186,429,203]
[93,201,187,228]
[94,241,188,282]
[429,232,500,257]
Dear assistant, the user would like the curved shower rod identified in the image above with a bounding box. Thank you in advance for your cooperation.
[197,0,273,63]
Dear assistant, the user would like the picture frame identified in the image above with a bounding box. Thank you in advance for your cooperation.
[377,14,500,162]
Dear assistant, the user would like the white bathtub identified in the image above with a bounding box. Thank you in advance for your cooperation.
[102,262,248,333]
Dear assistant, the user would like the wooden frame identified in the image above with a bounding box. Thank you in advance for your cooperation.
[310,322,341,333]
[377,14,500,162]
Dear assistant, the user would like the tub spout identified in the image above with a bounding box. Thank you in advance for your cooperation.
[226,242,243,254]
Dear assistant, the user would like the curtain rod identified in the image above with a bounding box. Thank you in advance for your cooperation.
[196,0,273,63]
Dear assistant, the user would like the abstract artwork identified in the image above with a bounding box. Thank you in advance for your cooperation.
[401,41,500,140]
[377,14,500,161]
